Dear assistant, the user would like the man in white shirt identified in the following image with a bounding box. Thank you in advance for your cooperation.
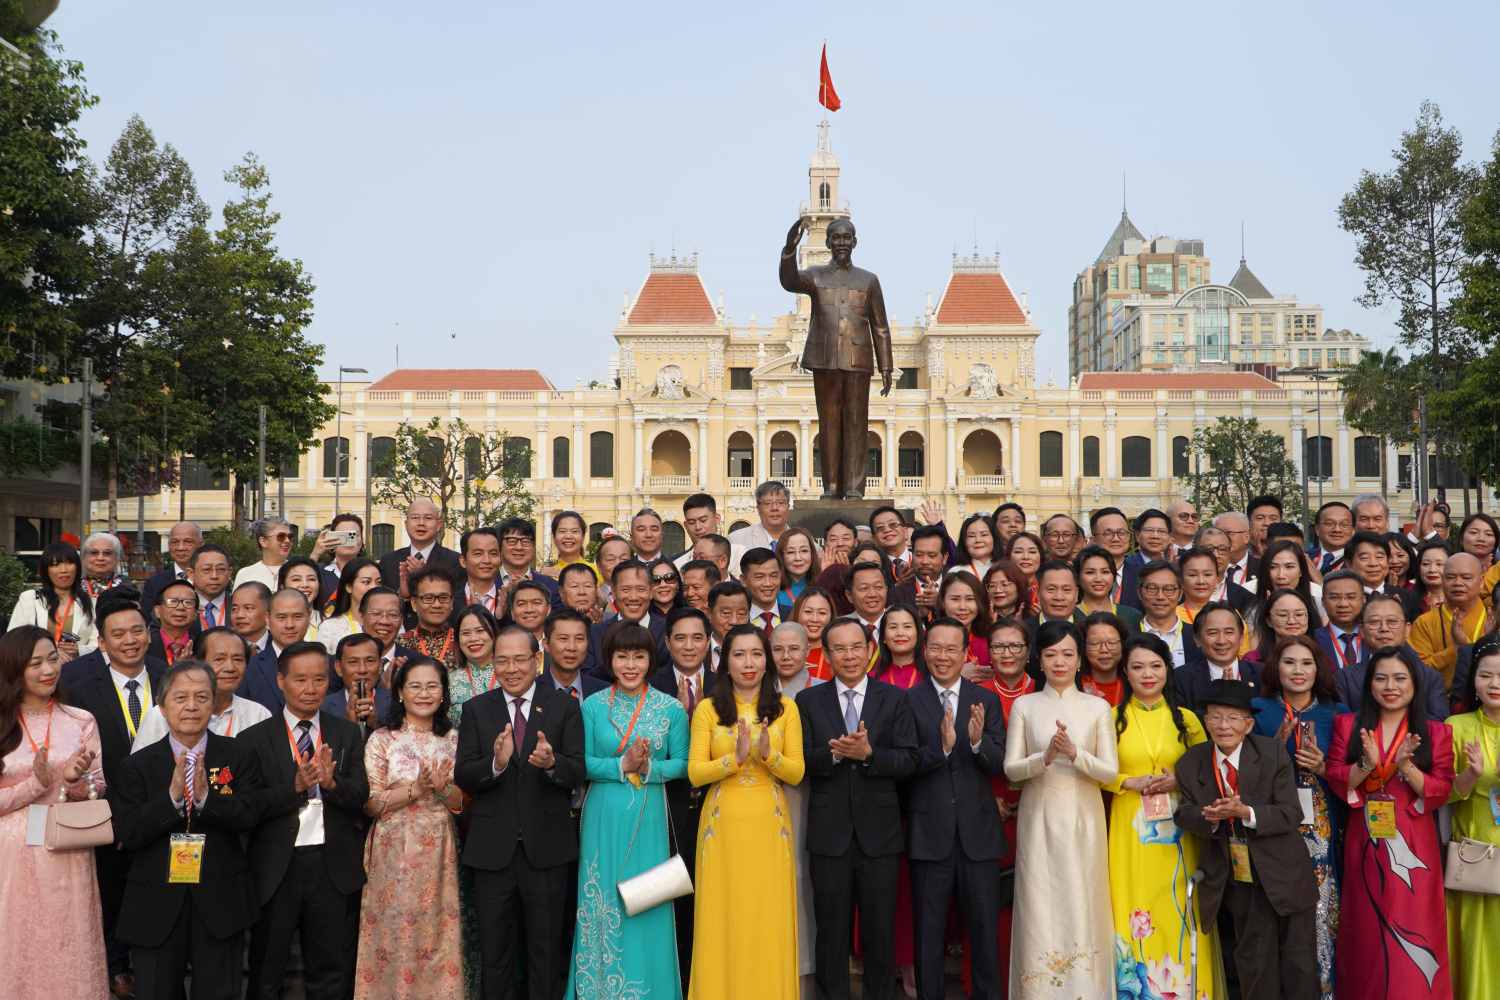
[692,534,736,582]
[459,526,504,616]
[629,508,665,562]
[845,562,889,644]
[1137,562,1190,668]
[130,628,272,750]
[728,481,791,550]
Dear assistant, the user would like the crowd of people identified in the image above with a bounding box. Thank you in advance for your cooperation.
[3,481,1499,1000]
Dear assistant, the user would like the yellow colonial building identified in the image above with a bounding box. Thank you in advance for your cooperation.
[103,126,1424,559]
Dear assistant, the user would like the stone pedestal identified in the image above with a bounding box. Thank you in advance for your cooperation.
[788,498,914,538]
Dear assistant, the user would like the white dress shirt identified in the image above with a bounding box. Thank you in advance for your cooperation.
[233,561,283,593]
[492,682,537,777]
[1213,742,1257,828]
[1143,617,1187,669]
[834,675,869,732]
[931,676,980,756]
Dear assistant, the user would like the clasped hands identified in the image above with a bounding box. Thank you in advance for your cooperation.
[491,726,557,773]
[31,745,95,787]
[1121,770,1178,794]
[168,750,209,806]
[293,745,339,793]
[828,721,873,762]
[733,718,775,766]
[1041,720,1077,766]
[940,702,987,755]
[1201,794,1253,824]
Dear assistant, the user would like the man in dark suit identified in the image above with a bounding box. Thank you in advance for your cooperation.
[1337,595,1451,720]
[495,516,563,609]
[586,559,667,677]
[1313,570,1366,670]
[1307,501,1353,575]
[905,618,1007,1000]
[887,526,949,622]
[1120,509,1173,610]
[796,617,919,1000]
[139,520,203,619]
[243,642,371,1000]
[1178,602,1262,713]
[377,498,461,625]
[537,609,607,701]
[147,577,201,664]
[455,625,585,1000]
[1174,680,1319,999]
[1345,530,1424,620]
[238,588,316,713]
[322,632,392,730]
[60,598,169,998]
[109,660,264,1000]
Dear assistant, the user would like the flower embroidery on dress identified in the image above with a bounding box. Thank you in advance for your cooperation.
[572,860,650,999]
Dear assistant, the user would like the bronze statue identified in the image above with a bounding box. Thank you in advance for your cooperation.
[780,217,892,500]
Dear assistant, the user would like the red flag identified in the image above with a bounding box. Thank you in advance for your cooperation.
[818,44,841,112]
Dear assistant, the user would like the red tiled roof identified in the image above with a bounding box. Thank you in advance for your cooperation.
[1077,372,1278,389]
[934,272,1026,325]
[626,272,717,325]
[365,369,553,391]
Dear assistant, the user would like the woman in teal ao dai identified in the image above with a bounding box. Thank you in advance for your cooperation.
[567,624,691,999]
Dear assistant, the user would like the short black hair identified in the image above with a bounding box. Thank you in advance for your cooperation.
[276,640,330,676]
[97,597,146,633]
[1346,530,1387,559]
[193,625,249,661]
[1315,501,1352,523]
[359,586,401,613]
[408,562,454,594]
[1321,569,1362,590]
[1190,600,1242,636]
[868,505,904,530]
[1247,494,1283,517]
[497,516,537,541]
[611,558,649,587]
[682,493,717,514]
[1132,508,1170,533]
[845,560,890,591]
[1136,559,1180,584]
[821,616,871,653]
[543,608,590,639]
[739,547,778,575]
[911,524,947,550]
[1037,559,1078,585]
[1073,544,1117,577]
[336,632,381,659]
[601,623,656,678]
[558,562,598,588]
[459,526,501,556]
[680,559,722,584]
[708,580,749,610]
[824,517,858,540]
[925,615,970,645]
[665,605,711,635]
[189,542,231,568]
[1266,522,1306,544]
[157,577,197,599]
[1088,507,1127,531]
[993,501,1025,521]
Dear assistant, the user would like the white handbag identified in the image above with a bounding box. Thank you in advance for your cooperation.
[1444,837,1500,896]
[617,790,693,916]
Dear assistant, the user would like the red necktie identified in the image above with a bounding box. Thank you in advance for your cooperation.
[760,611,776,635]
[1223,758,1239,793]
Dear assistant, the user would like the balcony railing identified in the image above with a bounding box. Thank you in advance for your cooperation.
[896,476,925,491]
[727,477,754,492]
[959,474,1008,492]
[646,475,692,493]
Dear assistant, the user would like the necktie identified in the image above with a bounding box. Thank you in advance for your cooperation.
[1223,662,1239,682]
[296,720,319,799]
[1226,564,1238,584]
[1222,758,1239,793]
[1320,551,1335,572]
[760,611,777,635]
[843,689,859,735]
[203,602,217,627]
[413,551,425,564]
[512,697,528,754]
[176,569,187,580]
[125,680,142,731]
[184,749,199,814]
[1340,632,1357,666]
[568,687,580,701]
[942,688,955,718]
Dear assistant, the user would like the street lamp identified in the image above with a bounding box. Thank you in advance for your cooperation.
[334,366,368,514]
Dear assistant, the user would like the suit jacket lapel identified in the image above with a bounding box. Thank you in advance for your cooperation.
[92,665,131,749]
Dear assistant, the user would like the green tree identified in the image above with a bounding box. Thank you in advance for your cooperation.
[1178,417,1305,522]
[1338,347,1418,499]
[166,154,332,527]
[74,115,208,529]
[1337,100,1480,487]
[1429,348,1500,492]
[371,416,535,534]
[0,414,76,477]
[0,546,29,608]
[1455,129,1500,345]
[0,17,96,379]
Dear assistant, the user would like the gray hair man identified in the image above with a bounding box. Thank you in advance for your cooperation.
[729,481,791,550]
[1352,494,1390,534]
[1212,511,1254,587]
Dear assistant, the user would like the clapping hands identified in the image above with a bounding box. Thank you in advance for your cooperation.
[1042,721,1076,766]
[828,721,873,761]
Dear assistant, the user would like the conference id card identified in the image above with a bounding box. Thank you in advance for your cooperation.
[25,804,49,846]
[1365,796,1397,839]
[1141,792,1173,822]
[168,833,206,884]
[1228,837,1252,883]
[1297,788,1316,828]
[294,799,326,848]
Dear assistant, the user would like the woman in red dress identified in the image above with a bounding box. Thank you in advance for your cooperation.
[937,572,992,670]
[961,616,1035,995]
[790,586,837,682]
[1325,646,1455,999]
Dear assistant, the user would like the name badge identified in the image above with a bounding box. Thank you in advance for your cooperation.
[168,833,206,884]
[1365,796,1398,839]
[25,804,49,846]
[1488,787,1500,825]
[1229,837,1253,883]
[1297,788,1315,828]
[1141,792,1173,822]
[294,799,326,848]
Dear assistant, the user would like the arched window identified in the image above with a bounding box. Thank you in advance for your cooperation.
[1082,436,1100,477]
[726,431,754,478]
[651,430,692,478]
[464,436,482,479]
[1038,431,1063,478]
[504,436,532,478]
[552,436,570,479]
[1121,436,1152,478]
[1172,435,1190,478]
[818,180,831,209]
[1304,435,1332,482]
[770,430,797,478]
[589,431,614,478]
[1353,435,1381,479]
[898,431,925,478]
[368,436,396,478]
[588,522,612,543]
[728,520,751,534]
[865,430,882,478]
[662,522,686,554]
[371,523,396,559]
[322,437,349,480]
[417,437,444,478]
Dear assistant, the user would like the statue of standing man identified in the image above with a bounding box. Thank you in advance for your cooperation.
[780,217,893,500]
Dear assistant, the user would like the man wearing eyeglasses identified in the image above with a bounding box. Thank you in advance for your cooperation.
[1213,512,1255,590]
[1088,507,1132,603]
[1192,525,1255,615]
[1040,514,1083,562]
[377,499,462,624]
[494,517,561,610]
[1136,561,1199,668]
[728,481,792,550]
[147,578,200,665]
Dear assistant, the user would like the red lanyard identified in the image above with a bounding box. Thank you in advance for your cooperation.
[1329,631,1361,670]
[1361,716,1409,793]
[1281,700,1309,751]
[610,687,648,753]
[285,718,321,764]
[464,663,501,695]
[18,702,54,753]
[51,596,73,643]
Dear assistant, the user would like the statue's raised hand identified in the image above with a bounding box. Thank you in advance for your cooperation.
[785,218,807,252]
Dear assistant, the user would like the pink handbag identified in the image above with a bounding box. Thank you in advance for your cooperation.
[44,778,114,851]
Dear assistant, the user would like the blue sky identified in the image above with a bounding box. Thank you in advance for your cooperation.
[49,2,1500,386]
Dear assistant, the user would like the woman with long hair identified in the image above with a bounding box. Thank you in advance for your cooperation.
[1446,634,1500,1000]
[1252,634,1350,1000]
[647,559,685,619]
[1005,532,1045,614]
[1004,622,1117,998]
[1105,633,1220,999]
[775,527,822,619]
[1075,546,1143,630]
[791,586,837,683]
[355,657,465,999]
[871,604,925,689]
[687,624,805,999]
[1458,513,1499,572]
[937,571,993,668]
[568,625,689,999]
[950,514,999,581]
[1325,647,1455,999]
[983,561,1030,624]
[1385,532,1417,591]
[543,510,599,581]
[1249,588,1322,664]
[1079,611,1128,706]
[317,557,383,652]
[1252,539,1324,618]
[0,626,108,1000]
[1412,539,1450,612]
[8,542,97,659]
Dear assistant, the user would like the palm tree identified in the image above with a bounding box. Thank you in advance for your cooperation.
[1340,347,1416,499]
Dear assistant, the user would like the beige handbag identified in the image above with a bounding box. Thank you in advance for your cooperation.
[617,791,693,916]
[1444,837,1500,896]
[44,778,114,852]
